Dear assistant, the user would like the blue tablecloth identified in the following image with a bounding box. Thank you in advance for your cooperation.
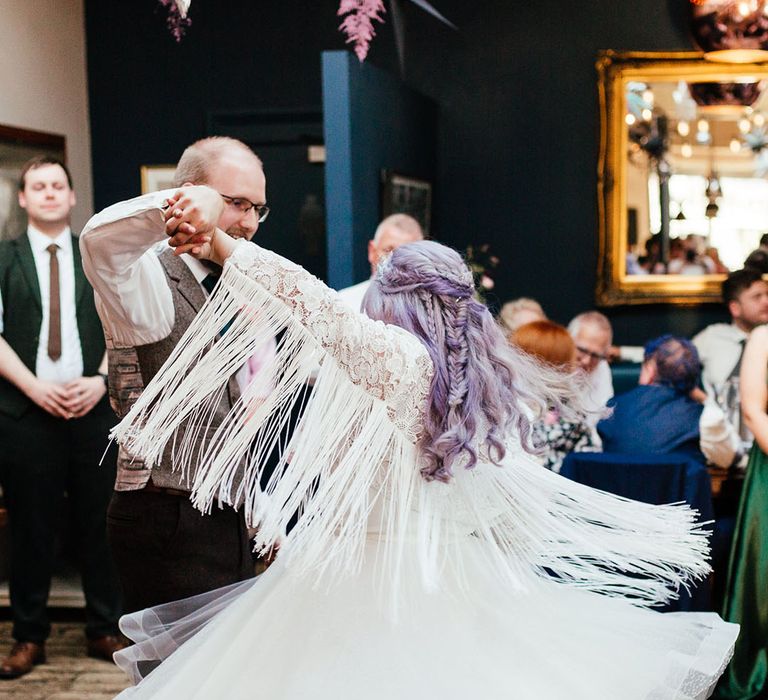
[560,451,714,612]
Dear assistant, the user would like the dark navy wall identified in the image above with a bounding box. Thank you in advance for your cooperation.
[322,51,437,288]
[83,0,389,205]
[84,0,729,345]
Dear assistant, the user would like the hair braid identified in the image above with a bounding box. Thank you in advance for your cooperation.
[419,289,439,342]
[362,240,584,484]
[444,297,469,408]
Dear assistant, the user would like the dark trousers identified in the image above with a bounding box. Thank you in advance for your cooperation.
[0,398,122,643]
[107,489,253,614]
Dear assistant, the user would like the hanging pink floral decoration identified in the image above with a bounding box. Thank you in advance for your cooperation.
[337,0,386,61]
[155,0,452,60]
[158,0,192,42]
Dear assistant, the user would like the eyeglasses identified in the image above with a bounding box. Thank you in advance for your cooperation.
[575,345,608,362]
[219,193,270,223]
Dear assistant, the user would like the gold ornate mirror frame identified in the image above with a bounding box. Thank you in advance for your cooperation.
[596,51,768,305]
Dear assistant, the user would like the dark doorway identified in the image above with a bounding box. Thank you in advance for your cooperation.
[208,110,327,281]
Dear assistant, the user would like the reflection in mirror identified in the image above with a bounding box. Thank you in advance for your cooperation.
[624,77,768,277]
[597,53,768,305]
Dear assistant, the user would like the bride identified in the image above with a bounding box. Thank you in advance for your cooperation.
[100,186,736,699]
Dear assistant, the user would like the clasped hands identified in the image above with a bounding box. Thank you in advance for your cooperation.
[28,375,105,419]
[163,186,225,264]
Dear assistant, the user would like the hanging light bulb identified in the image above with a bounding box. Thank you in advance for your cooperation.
[756,113,766,126]
[739,118,752,133]
[698,119,710,133]
[642,108,653,121]
[677,120,690,136]
[642,89,654,106]
[682,143,693,158]
[625,113,636,125]
[730,138,743,152]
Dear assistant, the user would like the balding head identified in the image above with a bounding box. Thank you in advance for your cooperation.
[173,137,267,241]
[173,137,263,187]
[368,214,424,276]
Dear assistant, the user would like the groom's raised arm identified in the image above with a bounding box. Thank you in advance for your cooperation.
[79,190,177,346]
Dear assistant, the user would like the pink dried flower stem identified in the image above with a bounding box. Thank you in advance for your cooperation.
[158,0,192,42]
[338,0,386,61]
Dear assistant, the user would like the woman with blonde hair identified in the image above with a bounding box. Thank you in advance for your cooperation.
[498,296,546,332]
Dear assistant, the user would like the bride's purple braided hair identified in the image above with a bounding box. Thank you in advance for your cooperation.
[363,241,581,483]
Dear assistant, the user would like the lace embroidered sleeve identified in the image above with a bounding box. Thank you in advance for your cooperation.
[227,241,432,441]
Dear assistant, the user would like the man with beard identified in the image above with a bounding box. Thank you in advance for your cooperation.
[694,268,768,463]
[80,137,274,611]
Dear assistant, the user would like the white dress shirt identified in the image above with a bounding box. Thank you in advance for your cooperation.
[337,279,371,313]
[693,322,752,463]
[80,191,177,346]
[0,226,83,382]
[583,360,614,427]
[692,323,748,391]
[699,400,741,468]
[79,190,275,393]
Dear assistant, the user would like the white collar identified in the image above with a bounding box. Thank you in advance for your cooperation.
[27,225,72,255]
[180,254,213,285]
[728,323,750,341]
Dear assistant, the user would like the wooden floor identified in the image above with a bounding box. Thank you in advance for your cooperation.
[0,623,130,699]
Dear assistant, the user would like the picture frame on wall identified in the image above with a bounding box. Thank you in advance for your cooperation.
[0,124,66,242]
[140,164,176,194]
[380,170,432,235]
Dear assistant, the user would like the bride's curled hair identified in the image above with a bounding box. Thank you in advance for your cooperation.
[363,240,583,483]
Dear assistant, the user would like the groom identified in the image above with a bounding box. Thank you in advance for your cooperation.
[80,137,274,612]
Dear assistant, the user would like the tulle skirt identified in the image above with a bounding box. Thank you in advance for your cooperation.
[114,538,738,700]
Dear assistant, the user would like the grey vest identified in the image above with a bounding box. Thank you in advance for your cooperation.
[108,251,240,491]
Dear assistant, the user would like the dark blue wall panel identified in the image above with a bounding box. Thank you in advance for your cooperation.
[322,51,437,288]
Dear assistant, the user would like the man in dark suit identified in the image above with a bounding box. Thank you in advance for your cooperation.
[0,157,124,678]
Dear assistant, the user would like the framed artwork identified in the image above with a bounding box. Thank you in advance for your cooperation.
[0,124,66,241]
[140,164,176,194]
[381,171,432,235]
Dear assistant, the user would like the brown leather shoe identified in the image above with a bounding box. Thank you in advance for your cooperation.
[0,641,46,679]
[86,634,130,662]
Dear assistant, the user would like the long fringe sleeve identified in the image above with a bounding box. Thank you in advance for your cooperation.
[113,241,434,582]
[114,241,712,608]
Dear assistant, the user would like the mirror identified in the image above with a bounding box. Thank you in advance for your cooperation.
[597,51,768,305]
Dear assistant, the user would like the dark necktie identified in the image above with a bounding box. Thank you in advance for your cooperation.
[201,272,234,335]
[727,338,747,382]
[47,244,61,361]
[727,338,749,442]
[201,273,218,296]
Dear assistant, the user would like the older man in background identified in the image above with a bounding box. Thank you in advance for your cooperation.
[337,213,423,312]
[568,311,616,428]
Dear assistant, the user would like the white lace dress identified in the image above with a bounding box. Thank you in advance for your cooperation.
[111,240,737,700]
